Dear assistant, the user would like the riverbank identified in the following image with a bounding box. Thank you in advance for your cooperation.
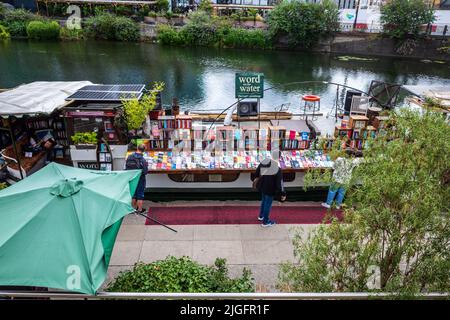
[140,23,450,61]
[312,33,450,62]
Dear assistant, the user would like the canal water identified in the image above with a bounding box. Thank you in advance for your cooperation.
[1,40,449,115]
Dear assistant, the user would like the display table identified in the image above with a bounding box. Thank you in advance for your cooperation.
[128,150,334,174]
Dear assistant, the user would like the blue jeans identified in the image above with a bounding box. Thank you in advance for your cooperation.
[326,184,346,207]
[259,193,274,224]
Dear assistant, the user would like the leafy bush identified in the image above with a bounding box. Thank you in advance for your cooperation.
[267,0,339,48]
[198,0,213,14]
[157,24,185,45]
[26,20,61,40]
[0,24,10,39]
[123,82,165,131]
[222,28,271,49]
[155,0,169,13]
[71,132,97,145]
[380,0,435,39]
[1,8,41,37]
[59,27,84,40]
[84,12,139,41]
[106,256,254,292]
[180,11,221,46]
[0,182,8,190]
[114,15,140,41]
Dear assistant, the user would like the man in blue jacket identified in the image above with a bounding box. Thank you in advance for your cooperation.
[253,157,286,227]
[126,144,148,214]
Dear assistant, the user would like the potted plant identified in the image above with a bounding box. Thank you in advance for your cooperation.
[69,132,98,162]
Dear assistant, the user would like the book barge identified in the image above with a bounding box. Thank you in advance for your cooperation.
[1,79,445,201]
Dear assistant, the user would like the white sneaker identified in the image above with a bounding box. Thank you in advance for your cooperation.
[257,216,264,221]
[335,206,341,210]
[321,202,331,209]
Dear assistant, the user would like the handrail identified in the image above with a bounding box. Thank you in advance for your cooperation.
[0,291,449,300]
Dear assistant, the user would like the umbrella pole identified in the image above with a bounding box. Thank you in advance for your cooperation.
[134,211,178,233]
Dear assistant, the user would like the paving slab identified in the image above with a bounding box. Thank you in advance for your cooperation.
[110,241,142,266]
[228,264,281,292]
[239,224,289,241]
[117,225,146,241]
[145,225,195,241]
[242,240,295,264]
[139,240,193,263]
[193,240,244,265]
[193,225,241,241]
[285,224,320,241]
[122,214,146,225]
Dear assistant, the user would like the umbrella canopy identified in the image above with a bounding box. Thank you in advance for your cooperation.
[0,163,141,294]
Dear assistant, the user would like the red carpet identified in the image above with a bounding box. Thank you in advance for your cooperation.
[145,206,342,225]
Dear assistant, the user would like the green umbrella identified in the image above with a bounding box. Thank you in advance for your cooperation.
[0,162,141,294]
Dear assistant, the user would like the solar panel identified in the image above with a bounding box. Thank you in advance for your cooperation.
[66,84,145,101]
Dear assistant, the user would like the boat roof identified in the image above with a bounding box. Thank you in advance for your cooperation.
[0,81,93,118]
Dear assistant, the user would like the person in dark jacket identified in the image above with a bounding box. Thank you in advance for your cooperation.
[253,157,286,227]
[126,144,148,213]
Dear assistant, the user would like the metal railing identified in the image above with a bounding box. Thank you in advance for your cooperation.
[0,291,449,300]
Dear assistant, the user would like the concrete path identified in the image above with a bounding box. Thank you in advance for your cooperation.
[105,201,320,292]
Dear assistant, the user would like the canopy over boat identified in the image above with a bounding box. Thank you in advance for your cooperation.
[0,81,93,118]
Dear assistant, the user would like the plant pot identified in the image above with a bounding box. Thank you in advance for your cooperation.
[74,144,97,150]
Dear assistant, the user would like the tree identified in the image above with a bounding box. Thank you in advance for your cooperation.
[380,0,435,39]
[122,82,165,132]
[279,109,450,295]
[267,0,339,48]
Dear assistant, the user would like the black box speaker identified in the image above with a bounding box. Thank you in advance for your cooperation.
[237,101,259,117]
[344,90,362,115]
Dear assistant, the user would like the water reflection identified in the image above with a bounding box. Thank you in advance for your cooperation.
[1,40,449,114]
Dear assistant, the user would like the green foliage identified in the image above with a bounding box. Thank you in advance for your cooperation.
[0,182,8,190]
[71,132,97,145]
[422,97,447,112]
[180,11,221,46]
[157,24,185,45]
[222,28,271,49]
[0,24,10,39]
[157,12,269,49]
[106,256,254,292]
[123,82,165,131]
[155,0,169,13]
[380,0,435,39]
[267,0,339,48]
[26,20,61,40]
[84,12,139,41]
[198,0,213,15]
[279,110,450,295]
[1,8,42,37]
[59,27,84,41]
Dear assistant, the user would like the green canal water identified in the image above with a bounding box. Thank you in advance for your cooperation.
[1,40,449,112]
